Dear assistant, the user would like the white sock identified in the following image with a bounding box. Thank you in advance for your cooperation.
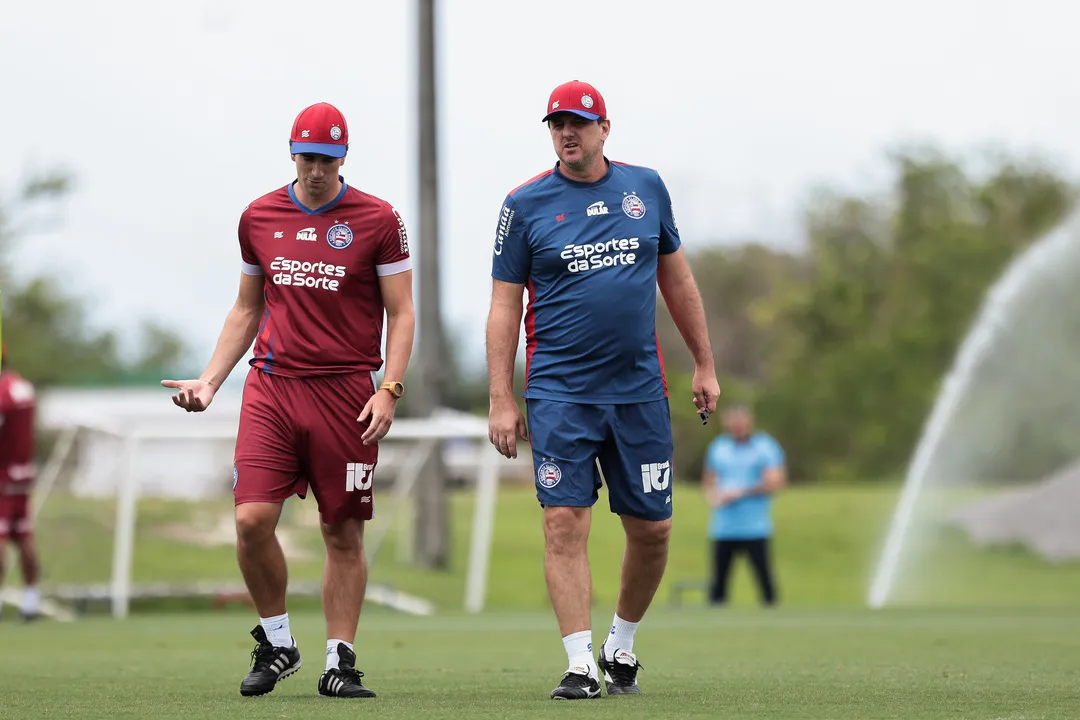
[326,638,353,672]
[605,614,639,660]
[260,613,294,648]
[22,586,40,615]
[562,630,597,677]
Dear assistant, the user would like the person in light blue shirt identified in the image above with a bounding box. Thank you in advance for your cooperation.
[701,405,787,606]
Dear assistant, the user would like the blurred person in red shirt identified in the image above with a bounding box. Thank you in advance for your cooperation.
[0,343,41,621]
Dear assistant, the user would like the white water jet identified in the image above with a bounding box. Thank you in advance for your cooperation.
[867,210,1080,609]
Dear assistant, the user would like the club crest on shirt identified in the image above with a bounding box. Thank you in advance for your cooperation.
[327,224,353,249]
[537,461,562,489]
[622,193,646,219]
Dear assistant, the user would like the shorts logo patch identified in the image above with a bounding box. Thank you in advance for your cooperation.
[346,462,375,492]
[232,464,239,491]
[641,460,671,493]
[537,461,562,489]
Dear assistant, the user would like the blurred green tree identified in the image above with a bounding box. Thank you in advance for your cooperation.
[750,148,1074,481]
[0,171,191,388]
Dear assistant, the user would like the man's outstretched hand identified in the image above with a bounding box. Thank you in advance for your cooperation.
[161,378,217,413]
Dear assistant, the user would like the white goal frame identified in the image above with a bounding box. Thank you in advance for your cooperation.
[35,413,507,620]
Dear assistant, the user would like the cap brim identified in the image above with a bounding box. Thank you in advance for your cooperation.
[542,109,601,123]
[290,141,347,158]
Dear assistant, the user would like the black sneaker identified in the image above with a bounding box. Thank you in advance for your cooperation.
[550,665,601,700]
[240,625,302,697]
[598,642,642,695]
[318,643,376,698]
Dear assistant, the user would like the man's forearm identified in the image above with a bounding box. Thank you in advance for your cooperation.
[382,309,416,383]
[661,279,714,369]
[740,470,786,498]
[486,305,520,401]
[739,481,772,498]
[199,305,263,389]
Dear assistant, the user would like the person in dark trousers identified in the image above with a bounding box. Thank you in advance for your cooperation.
[700,405,786,606]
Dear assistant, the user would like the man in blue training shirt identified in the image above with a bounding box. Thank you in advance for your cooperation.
[486,79,720,700]
[701,405,787,607]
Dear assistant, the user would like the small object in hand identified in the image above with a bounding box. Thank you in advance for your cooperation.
[699,409,710,425]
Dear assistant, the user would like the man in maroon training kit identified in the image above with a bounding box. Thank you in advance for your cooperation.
[162,102,415,699]
[0,343,43,622]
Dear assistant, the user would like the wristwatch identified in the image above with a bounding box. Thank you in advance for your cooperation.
[380,380,405,399]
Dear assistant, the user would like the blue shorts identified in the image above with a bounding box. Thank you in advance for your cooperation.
[525,398,674,521]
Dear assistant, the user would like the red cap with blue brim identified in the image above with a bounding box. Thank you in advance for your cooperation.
[543,80,607,123]
[290,102,349,158]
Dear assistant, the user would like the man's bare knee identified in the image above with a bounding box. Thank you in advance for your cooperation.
[321,519,364,559]
[235,502,281,545]
[623,516,672,548]
[544,506,590,552]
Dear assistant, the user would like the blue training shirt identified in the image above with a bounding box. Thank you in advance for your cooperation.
[491,160,681,404]
[704,432,785,540]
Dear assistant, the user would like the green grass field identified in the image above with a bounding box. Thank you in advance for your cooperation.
[1,606,1077,719]
[4,482,1080,718]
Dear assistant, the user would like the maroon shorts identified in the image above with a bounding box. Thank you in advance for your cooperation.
[234,367,379,524]
[0,493,32,541]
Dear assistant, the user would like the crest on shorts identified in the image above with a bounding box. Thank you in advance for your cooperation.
[537,461,562,488]
[622,193,646,219]
[232,464,239,491]
[327,223,353,249]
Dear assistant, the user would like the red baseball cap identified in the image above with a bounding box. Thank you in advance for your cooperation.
[543,80,607,123]
[289,102,349,158]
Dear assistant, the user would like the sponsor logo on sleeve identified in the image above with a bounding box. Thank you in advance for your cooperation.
[494,204,515,256]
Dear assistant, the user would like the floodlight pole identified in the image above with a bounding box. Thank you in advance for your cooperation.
[410,0,450,569]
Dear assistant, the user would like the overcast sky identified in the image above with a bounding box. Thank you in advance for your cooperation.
[4,0,1078,386]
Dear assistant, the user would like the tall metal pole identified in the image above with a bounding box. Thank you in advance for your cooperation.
[411,0,449,569]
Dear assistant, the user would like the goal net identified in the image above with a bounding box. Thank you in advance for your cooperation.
[25,387,519,620]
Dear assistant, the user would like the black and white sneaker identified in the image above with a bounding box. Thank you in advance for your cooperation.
[550,665,601,700]
[318,643,376,698]
[239,625,302,697]
[598,642,642,695]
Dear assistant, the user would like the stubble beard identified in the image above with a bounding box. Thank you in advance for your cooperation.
[562,146,597,173]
